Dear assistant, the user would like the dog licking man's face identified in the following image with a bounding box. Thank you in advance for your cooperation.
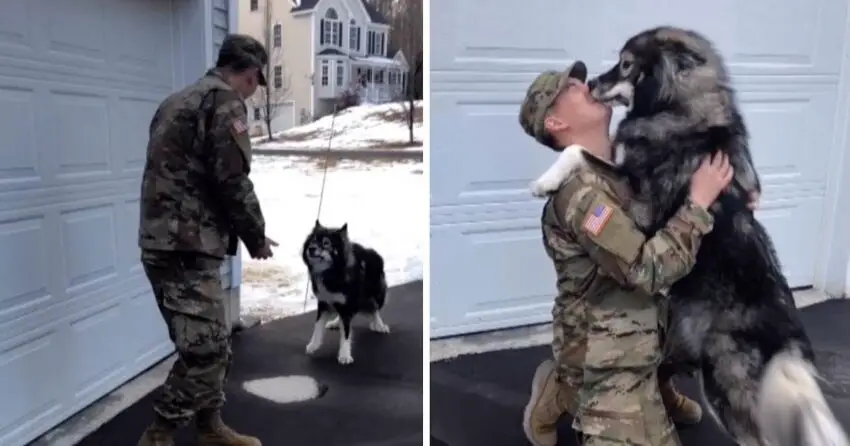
[588,50,643,111]
[543,65,612,141]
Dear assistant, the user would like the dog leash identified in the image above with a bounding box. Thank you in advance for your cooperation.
[301,105,340,312]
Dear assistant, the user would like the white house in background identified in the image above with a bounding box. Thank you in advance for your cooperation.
[238,0,410,135]
[0,0,242,445]
[429,0,850,339]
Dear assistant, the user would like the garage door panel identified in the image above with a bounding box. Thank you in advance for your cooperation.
[429,94,558,207]
[0,215,52,325]
[589,0,845,76]
[67,300,131,401]
[116,96,161,173]
[119,198,143,273]
[737,84,838,186]
[430,221,555,337]
[0,327,62,441]
[0,86,38,185]
[61,203,118,295]
[755,198,825,288]
[430,0,589,73]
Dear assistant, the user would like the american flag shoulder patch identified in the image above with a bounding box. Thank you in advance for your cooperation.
[582,202,614,236]
[232,119,248,135]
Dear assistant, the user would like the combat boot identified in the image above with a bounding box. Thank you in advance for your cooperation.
[196,409,262,446]
[660,377,703,425]
[522,359,579,446]
[137,416,176,446]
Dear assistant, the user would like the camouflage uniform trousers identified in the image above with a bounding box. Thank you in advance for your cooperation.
[553,289,680,446]
[141,249,232,426]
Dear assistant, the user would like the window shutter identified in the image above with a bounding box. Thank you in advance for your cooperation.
[320,21,325,44]
[357,28,361,50]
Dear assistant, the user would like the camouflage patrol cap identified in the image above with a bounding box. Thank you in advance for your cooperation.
[518,61,588,145]
[218,34,269,86]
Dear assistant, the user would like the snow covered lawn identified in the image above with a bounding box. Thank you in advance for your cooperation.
[253,101,423,151]
[241,154,424,322]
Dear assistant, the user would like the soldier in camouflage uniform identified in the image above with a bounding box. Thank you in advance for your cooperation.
[136,34,276,446]
[518,61,737,446]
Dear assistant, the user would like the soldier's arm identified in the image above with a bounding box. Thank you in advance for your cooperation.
[558,181,714,296]
[206,90,267,255]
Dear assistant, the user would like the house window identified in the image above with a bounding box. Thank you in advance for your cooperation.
[367,31,385,56]
[254,107,261,120]
[274,65,283,89]
[320,8,342,47]
[250,0,258,11]
[336,61,344,86]
[321,61,329,86]
[375,70,384,84]
[349,20,360,51]
[273,24,282,47]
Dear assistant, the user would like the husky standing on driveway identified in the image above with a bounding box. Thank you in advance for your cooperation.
[301,220,390,365]
[531,26,849,446]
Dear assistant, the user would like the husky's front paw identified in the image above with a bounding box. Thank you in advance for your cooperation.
[305,340,322,355]
[369,319,391,334]
[529,175,562,198]
[337,348,354,365]
[325,316,340,330]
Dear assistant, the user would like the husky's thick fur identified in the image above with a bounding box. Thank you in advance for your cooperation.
[531,26,848,446]
[302,220,389,365]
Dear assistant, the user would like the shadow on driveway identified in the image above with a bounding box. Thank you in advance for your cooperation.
[79,281,423,446]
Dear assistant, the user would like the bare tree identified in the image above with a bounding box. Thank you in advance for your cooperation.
[406,50,423,144]
[249,0,292,140]
[388,0,423,144]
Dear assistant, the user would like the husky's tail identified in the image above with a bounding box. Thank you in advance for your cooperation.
[757,349,849,446]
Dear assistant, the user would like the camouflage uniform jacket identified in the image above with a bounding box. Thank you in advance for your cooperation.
[541,157,715,319]
[138,69,265,258]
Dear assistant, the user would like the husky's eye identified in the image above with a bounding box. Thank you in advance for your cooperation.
[620,59,633,74]
[322,239,332,249]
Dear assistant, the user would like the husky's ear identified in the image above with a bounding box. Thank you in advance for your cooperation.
[655,52,679,102]
[314,219,321,229]
[339,223,348,235]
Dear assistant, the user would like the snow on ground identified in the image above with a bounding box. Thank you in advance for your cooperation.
[241,154,424,322]
[253,100,423,151]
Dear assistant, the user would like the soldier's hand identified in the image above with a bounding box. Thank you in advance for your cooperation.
[690,152,734,209]
[748,191,760,210]
[251,237,278,260]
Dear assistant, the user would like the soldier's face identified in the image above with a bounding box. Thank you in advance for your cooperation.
[545,78,612,136]
[233,67,261,98]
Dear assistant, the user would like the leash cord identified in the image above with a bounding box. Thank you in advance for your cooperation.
[302,105,339,312]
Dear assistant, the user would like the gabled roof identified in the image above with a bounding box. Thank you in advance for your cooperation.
[291,0,390,25]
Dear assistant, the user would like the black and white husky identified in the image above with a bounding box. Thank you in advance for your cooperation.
[301,220,390,365]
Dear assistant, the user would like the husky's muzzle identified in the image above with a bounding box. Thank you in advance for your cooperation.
[306,245,333,271]
[588,67,636,109]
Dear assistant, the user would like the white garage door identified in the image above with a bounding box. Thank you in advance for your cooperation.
[271,102,296,133]
[0,0,178,443]
[430,0,849,338]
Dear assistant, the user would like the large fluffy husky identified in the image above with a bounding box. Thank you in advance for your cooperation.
[302,220,390,365]
[531,26,848,446]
